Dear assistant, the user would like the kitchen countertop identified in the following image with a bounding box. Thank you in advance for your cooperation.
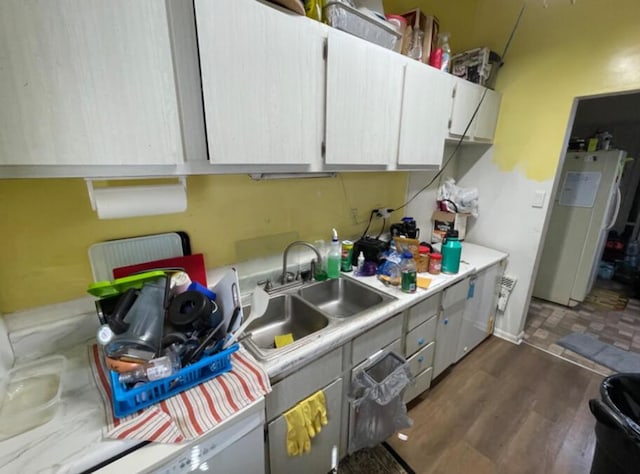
[254,242,508,380]
[0,241,507,473]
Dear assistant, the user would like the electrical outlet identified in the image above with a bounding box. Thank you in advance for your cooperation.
[350,208,359,224]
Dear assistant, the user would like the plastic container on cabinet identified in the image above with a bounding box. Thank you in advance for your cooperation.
[0,355,66,440]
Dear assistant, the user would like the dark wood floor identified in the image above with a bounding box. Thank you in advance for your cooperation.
[388,337,604,474]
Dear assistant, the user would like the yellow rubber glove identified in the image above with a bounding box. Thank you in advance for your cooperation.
[310,391,328,429]
[284,404,311,456]
[301,398,317,438]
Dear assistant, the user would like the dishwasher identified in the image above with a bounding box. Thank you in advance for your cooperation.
[94,398,265,474]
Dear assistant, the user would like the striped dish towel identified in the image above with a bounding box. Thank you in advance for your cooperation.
[89,344,271,443]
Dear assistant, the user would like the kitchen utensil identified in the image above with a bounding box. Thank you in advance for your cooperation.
[168,290,215,331]
[87,270,166,298]
[107,287,139,334]
[183,318,226,365]
[225,282,241,335]
[223,287,269,349]
[89,233,185,282]
[105,276,167,361]
[105,357,144,374]
[113,253,207,287]
[211,268,243,335]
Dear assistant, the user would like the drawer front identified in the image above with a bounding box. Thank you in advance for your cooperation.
[442,278,469,309]
[407,342,435,377]
[407,294,440,330]
[403,366,433,404]
[405,315,437,357]
[352,315,403,366]
[267,347,342,420]
[351,338,402,382]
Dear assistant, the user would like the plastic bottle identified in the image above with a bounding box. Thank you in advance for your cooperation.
[356,251,365,275]
[327,228,341,279]
[439,33,451,72]
[408,29,424,61]
[118,349,181,385]
[400,251,417,293]
[441,229,462,274]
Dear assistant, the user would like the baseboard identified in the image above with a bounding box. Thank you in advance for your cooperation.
[493,328,523,344]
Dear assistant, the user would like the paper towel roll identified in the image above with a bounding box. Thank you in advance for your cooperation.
[92,183,187,219]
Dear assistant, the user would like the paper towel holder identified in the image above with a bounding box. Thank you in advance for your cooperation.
[85,176,187,220]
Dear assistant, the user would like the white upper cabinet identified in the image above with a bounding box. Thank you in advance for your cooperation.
[325,30,405,166]
[0,1,204,168]
[195,0,324,166]
[473,88,501,141]
[397,61,453,167]
[449,77,481,139]
[448,77,501,143]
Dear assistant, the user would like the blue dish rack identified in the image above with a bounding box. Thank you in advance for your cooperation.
[109,344,239,418]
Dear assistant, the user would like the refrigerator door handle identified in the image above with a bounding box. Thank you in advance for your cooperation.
[606,186,622,230]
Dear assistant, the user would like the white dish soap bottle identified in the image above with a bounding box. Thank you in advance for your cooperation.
[327,228,341,279]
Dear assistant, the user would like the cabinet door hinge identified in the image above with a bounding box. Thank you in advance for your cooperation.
[452,85,457,99]
[323,39,328,60]
[321,141,326,157]
[448,118,452,130]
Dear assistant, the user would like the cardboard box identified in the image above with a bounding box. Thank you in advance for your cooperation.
[400,8,439,63]
[431,211,470,243]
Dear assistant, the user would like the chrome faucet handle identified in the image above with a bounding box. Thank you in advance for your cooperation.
[257,279,273,292]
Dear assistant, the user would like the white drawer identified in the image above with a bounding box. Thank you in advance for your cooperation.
[407,294,440,330]
[352,315,403,366]
[351,338,402,382]
[267,347,342,420]
[404,366,433,404]
[407,342,434,377]
[405,315,437,357]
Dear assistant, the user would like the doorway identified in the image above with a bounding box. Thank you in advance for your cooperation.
[523,91,640,374]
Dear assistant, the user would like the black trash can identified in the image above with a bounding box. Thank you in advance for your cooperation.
[589,373,640,474]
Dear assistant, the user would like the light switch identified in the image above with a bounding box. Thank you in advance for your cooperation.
[532,190,546,208]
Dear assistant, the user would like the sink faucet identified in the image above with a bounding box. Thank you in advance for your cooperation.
[281,241,323,285]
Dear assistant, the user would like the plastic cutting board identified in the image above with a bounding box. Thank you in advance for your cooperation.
[89,233,185,282]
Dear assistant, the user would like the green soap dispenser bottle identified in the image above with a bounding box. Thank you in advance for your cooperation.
[441,229,462,274]
[327,228,341,279]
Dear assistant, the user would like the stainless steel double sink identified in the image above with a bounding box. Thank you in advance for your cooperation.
[241,277,395,361]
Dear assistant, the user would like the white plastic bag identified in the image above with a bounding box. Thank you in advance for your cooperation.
[437,178,479,217]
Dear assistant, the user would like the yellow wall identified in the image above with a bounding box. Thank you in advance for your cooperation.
[0,173,407,312]
[387,0,640,180]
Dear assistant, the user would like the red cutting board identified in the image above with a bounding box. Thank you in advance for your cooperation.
[113,253,207,286]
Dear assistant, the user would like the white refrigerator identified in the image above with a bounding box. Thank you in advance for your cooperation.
[533,150,627,307]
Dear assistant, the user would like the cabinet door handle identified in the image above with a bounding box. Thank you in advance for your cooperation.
[418,356,425,363]
[418,338,425,346]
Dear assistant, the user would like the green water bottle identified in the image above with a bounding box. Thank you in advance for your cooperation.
[441,230,462,274]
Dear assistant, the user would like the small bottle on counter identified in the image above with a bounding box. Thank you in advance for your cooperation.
[400,251,417,293]
[429,252,442,275]
[356,251,365,275]
[327,228,341,279]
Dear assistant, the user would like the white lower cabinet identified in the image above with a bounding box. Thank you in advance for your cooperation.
[433,279,469,378]
[267,378,343,474]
